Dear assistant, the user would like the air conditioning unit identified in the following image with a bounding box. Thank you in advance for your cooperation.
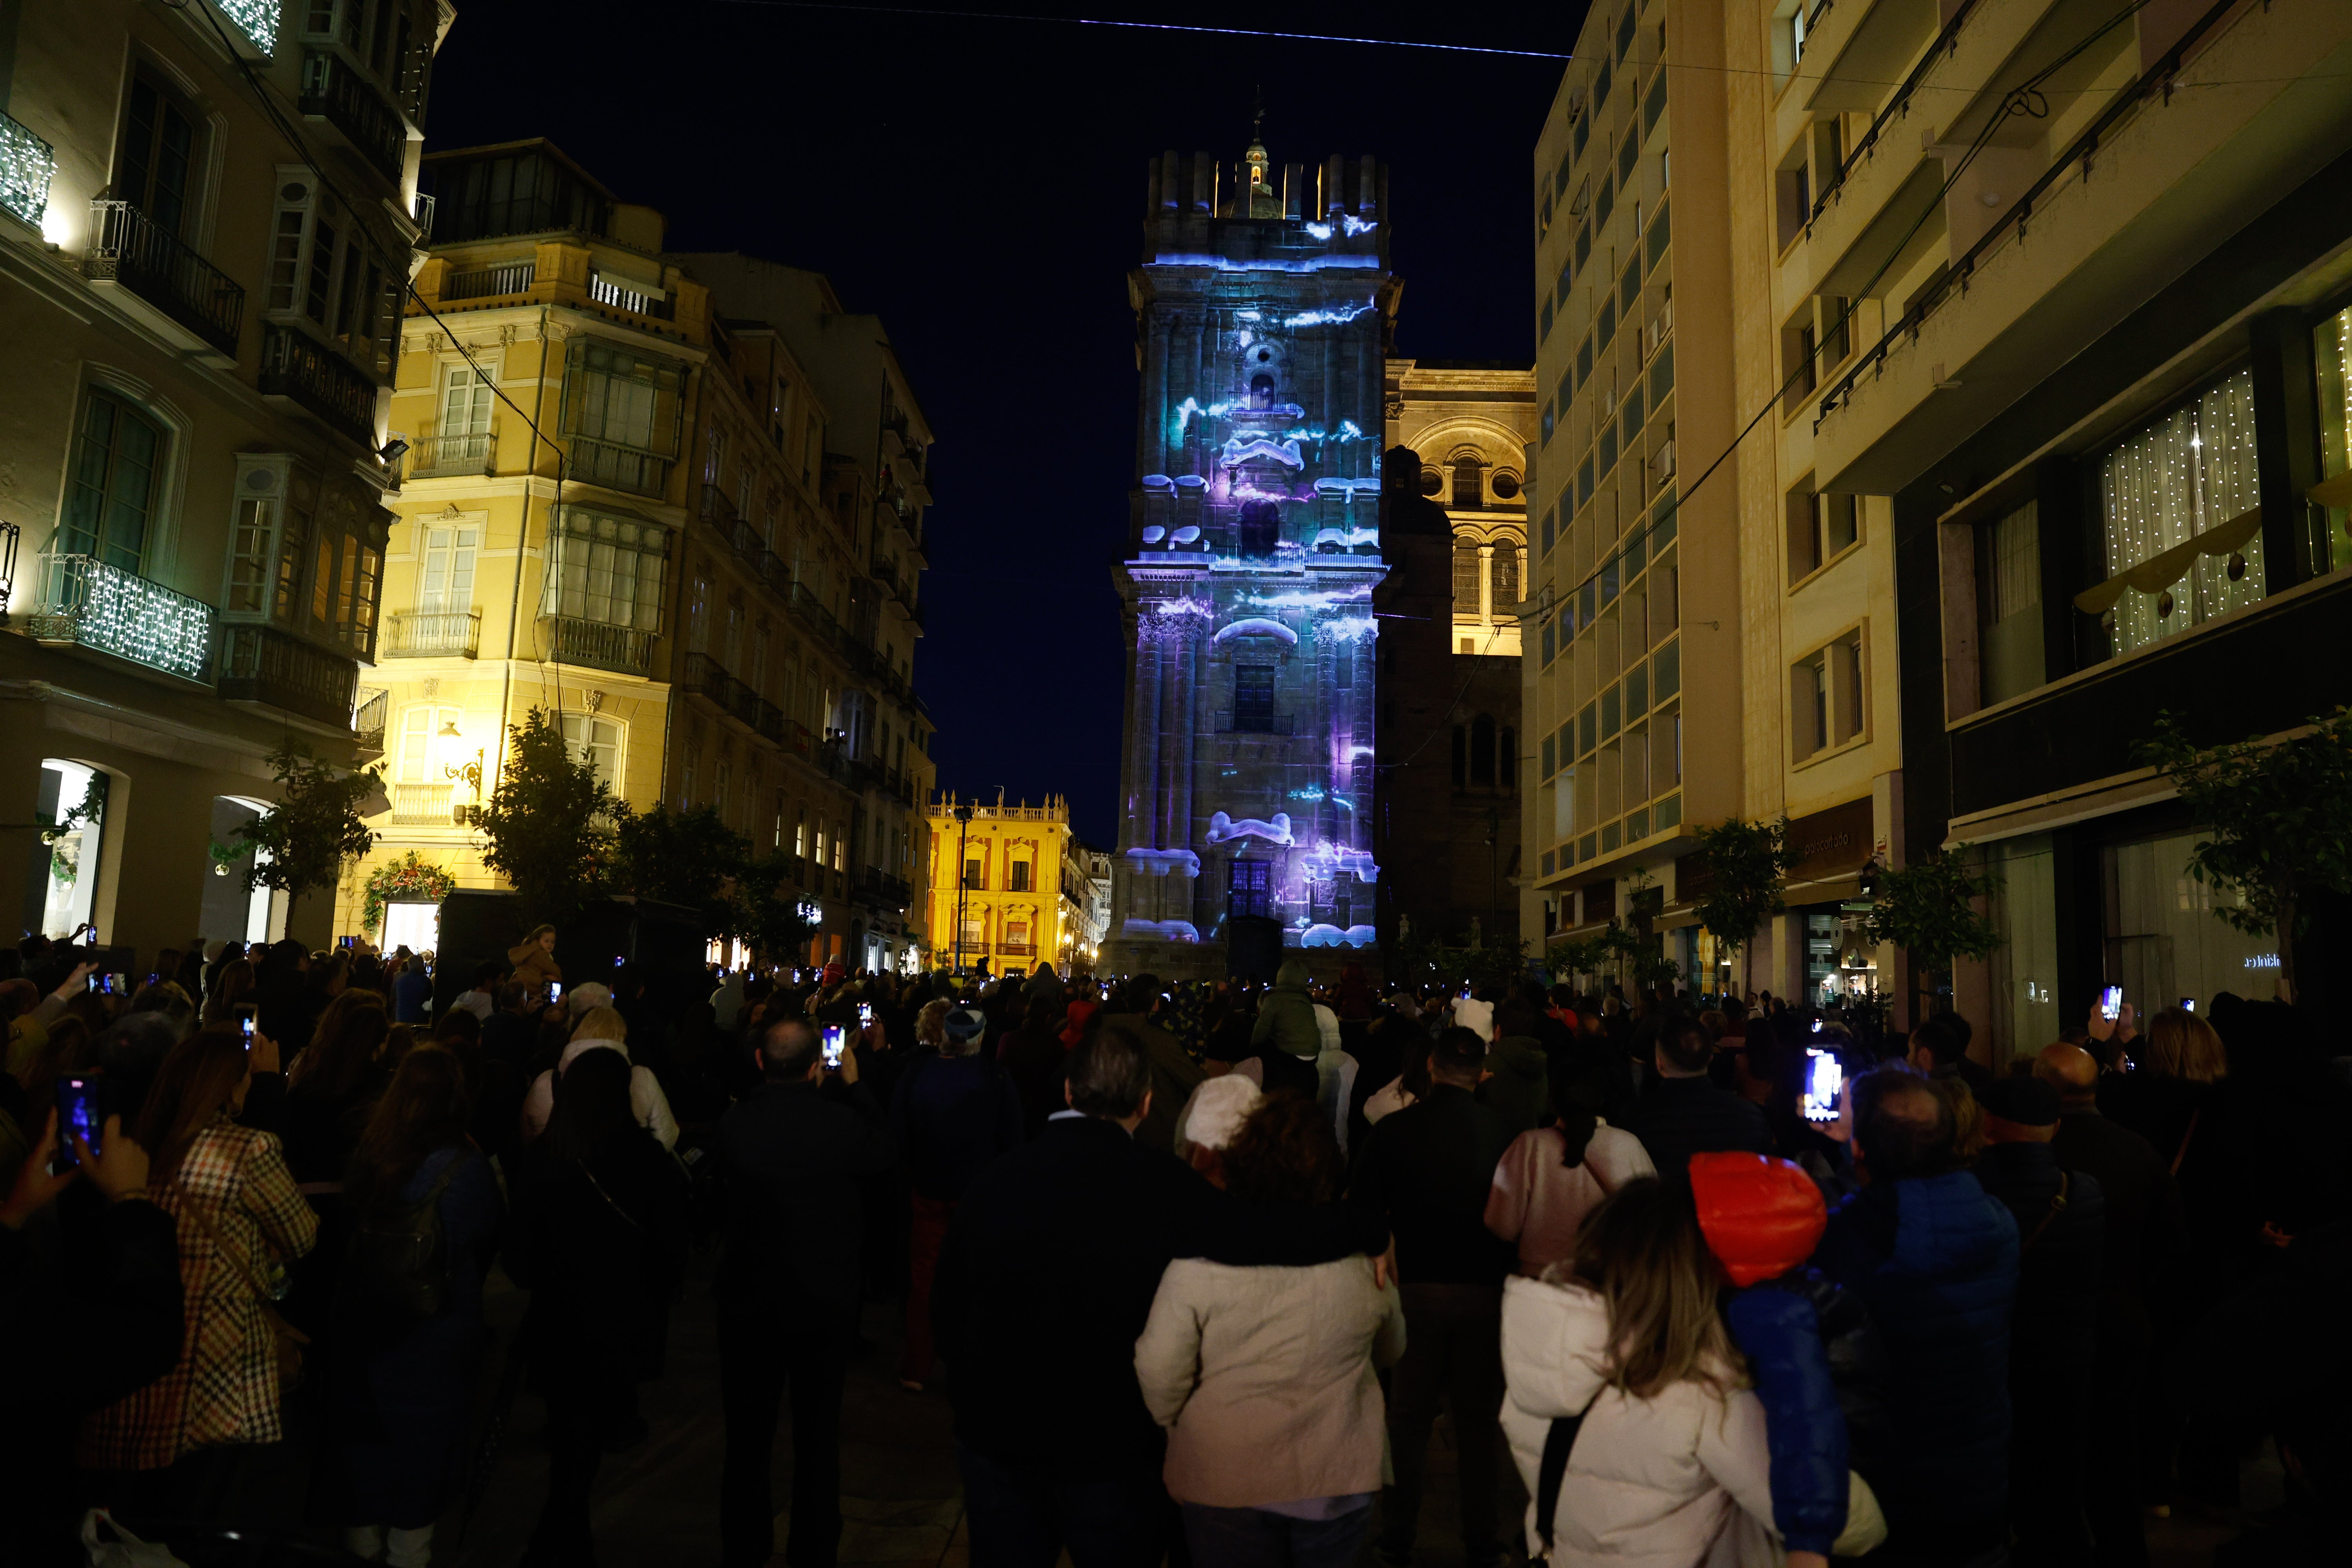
[1657,440,1677,480]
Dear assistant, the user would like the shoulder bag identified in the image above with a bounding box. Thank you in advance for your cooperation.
[175,1177,310,1391]
[1533,1388,1604,1560]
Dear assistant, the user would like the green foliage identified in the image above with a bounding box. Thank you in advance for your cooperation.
[220,744,381,900]
[470,708,621,923]
[2132,706,2352,998]
[733,853,816,966]
[1864,850,2002,975]
[612,804,753,935]
[360,850,458,938]
[1394,930,1530,995]
[1546,920,1679,992]
[1692,816,1798,964]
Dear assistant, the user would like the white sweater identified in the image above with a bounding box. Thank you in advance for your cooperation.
[520,1038,679,1149]
[1499,1274,1780,1568]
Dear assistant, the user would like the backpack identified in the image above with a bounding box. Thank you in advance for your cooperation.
[346,1150,472,1323]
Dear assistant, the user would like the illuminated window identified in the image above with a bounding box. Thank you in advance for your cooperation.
[559,714,621,790]
[419,526,477,612]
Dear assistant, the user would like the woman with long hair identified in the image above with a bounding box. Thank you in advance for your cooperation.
[80,1029,318,1519]
[1499,1178,1779,1566]
[508,1048,688,1567]
[1485,1058,1657,1276]
[279,990,392,1346]
[1134,1097,1406,1567]
[200,958,256,1028]
[329,1046,501,1567]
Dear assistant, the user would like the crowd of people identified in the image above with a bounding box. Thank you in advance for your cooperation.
[3,926,2346,1568]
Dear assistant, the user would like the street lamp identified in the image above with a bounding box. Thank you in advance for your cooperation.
[953,800,976,975]
[437,719,483,796]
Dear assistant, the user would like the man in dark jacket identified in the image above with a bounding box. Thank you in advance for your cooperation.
[715,1016,900,1568]
[1813,1068,2018,1567]
[889,1013,1022,1388]
[934,1025,1387,1566]
[1351,1026,1515,1568]
[2037,1042,2184,1567]
[1975,1076,2105,1567]
[1091,975,1204,1154]
[1626,1013,1772,1182]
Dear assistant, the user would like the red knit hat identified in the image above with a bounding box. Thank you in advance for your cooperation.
[1688,1152,1826,1287]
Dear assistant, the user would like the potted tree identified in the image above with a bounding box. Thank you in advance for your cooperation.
[215,744,382,939]
[1863,851,2001,1020]
[1691,816,1798,1000]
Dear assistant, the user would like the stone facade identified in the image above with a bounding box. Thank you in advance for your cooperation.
[1103,140,1399,981]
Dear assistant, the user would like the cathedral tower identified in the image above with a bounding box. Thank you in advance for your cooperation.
[1105,139,1401,979]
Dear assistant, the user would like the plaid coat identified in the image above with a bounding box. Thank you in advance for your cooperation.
[79,1116,318,1469]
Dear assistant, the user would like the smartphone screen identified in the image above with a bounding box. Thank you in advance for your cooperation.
[2100,985,2122,1021]
[2180,997,2196,1013]
[1800,1048,1843,1124]
[820,1025,847,1070]
[56,1076,102,1160]
[237,1007,256,1047]
[857,1002,873,1025]
[548,982,564,1003]
[87,974,102,993]
[1809,1017,1823,1034]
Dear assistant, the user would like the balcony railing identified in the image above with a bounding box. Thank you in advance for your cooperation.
[589,272,676,320]
[539,614,654,676]
[407,430,494,477]
[1214,710,1294,735]
[298,49,405,184]
[27,554,216,680]
[0,519,19,611]
[855,867,911,909]
[260,323,378,447]
[1,107,56,229]
[354,685,389,751]
[217,622,358,728]
[383,608,481,658]
[441,259,534,302]
[85,201,245,359]
[390,782,453,826]
[996,942,1038,958]
[411,190,435,243]
[567,435,670,497]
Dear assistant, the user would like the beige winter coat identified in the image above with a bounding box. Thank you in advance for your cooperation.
[1134,1256,1406,1509]
[1500,1274,1780,1568]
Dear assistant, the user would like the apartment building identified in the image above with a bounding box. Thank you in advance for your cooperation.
[926,794,1091,977]
[1783,0,2352,1047]
[1521,0,1744,967]
[0,0,445,956]
[341,144,937,972]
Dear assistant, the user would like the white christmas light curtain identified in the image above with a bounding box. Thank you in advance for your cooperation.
[2098,368,2264,657]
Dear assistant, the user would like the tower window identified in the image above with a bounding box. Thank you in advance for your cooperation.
[1250,373,1275,410]
[1236,499,1281,557]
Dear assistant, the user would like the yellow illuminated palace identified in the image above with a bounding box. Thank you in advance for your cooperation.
[924,795,1104,976]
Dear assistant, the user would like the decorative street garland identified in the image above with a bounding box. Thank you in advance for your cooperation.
[361,850,458,938]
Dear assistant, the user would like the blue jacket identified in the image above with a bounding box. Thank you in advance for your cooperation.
[1724,1269,1884,1556]
[1813,1170,2020,1541]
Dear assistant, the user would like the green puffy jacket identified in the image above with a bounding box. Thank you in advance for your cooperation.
[1249,956,1322,1058]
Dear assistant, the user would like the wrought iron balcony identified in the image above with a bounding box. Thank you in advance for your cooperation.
[0,107,55,229]
[27,554,216,681]
[539,614,654,676]
[441,258,534,302]
[260,323,378,447]
[1215,710,1295,735]
[996,942,1038,958]
[383,608,480,658]
[590,272,675,320]
[87,201,245,359]
[354,686,389,751]
[217,622,358,728]
[390,782,453,826]
[298,49,405,184]
[407,430,494,477]
[567,436,670,497]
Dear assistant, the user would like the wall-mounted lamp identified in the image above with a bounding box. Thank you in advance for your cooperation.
[438,719,483,795]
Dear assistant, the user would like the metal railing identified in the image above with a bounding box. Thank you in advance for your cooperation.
[411,190,436,243]
[567,435,670,497]
[1816,0,2244,430]
[383,608,480,658]
[589,272,675,320]
[1809,0,1983,225]
[407,430,494,476]
[539,613,654,675]
[0,107,56,228]
[27,553,215,681]
[0,519,18,615]
[441,259,534,302]
[85,201,244,358]
[298,50,405,184]
[354,686,389,749]
[390,782,453,826]
[996,942,1037,958]
[217,622,358,727]
[260,323,377,447]
[1215,710,1295,735]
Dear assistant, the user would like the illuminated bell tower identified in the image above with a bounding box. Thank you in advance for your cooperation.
[1104,138,1401,980]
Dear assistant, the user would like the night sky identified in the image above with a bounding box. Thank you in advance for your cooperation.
[424,2,1585,848]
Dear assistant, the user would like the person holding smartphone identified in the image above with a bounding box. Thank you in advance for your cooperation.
[713,1017,900,1568]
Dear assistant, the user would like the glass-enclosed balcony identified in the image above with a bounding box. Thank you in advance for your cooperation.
[27,554,216,681]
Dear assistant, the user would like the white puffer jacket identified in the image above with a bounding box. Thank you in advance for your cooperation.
[1499,1274,1780,1568]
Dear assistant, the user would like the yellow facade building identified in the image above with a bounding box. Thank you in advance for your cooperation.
[335,141,939,970]
[924,795,1094,976]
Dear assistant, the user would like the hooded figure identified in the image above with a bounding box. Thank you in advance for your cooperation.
[1691,1152,1889,1562]
[708,971,747,1031]
[1249,956,1320,1059]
